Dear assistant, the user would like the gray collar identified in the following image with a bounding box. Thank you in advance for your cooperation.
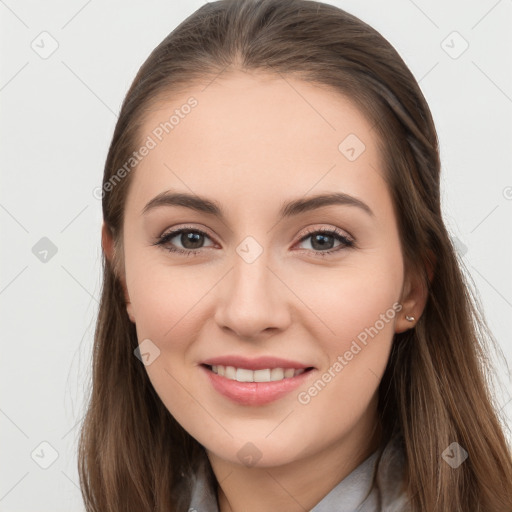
[188,435,408,512]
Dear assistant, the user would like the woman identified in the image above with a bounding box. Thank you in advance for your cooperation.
[78,1,512,510]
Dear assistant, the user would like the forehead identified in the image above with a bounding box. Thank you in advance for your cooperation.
[128,71,388,217]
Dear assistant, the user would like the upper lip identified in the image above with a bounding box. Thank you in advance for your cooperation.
[201,355,314,371]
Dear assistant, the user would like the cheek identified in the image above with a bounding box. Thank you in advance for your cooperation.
[124,261,210,421]
[288,253,403,348]
[124,236,210,341]
[288,255,402,409]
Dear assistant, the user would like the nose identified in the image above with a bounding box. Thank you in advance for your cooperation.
[214,249,292,341]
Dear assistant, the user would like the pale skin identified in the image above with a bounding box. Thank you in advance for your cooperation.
[103,70,428,511]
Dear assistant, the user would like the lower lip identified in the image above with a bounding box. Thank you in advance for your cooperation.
[201,365,315,406]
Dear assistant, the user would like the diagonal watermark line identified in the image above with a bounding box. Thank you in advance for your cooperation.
[470,204,499,233]
[418,61,439,83]
[61,0,93,29]
[407,0,439,28]
[368,367,379,382]
[61,265,99,304]
[201,64,229,92]
[472,61,512,104]
[0,203,29,233]
[61,61,118,117]
[499,395,512,413]
[0,0,29,28]
[263,470,308,511]
[265,409,295,438]
[265,266,336,335]
[0,472,29,502]
[0,266,28,296]
[301,163,337,196]
[471,0,502,29]
[60,205,89,233]
[0,408,29,438]
[163,267,234,337]
[470,265,512,308]
[0,61,29,92]
[60,414,85,440]
[216,470,234,486]
[163,367,234,438]
[61,470,81,490]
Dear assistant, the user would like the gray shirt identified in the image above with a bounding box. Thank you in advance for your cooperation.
[187,435,409,511]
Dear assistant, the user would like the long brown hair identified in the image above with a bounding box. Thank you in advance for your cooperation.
[78,1,512,510]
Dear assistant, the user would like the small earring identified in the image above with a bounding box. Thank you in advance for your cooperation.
[405,315,415,322]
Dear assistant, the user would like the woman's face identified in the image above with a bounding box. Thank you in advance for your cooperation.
[119,71,415,470]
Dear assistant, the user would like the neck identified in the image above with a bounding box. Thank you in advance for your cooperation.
[208,398,382,512]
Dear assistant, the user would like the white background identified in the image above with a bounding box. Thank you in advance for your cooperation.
[1,0,511,510]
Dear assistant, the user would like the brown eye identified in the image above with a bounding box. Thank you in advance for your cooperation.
[176,230,206,250]
[296,228,354,256]
[155,228,215,255]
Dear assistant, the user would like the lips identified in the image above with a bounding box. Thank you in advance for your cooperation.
[201,355,313,370]
[199,355,316,406]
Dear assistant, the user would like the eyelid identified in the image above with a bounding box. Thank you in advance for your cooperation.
[157,223,353,243]
[158,224,217,242]
[296,224,354,243]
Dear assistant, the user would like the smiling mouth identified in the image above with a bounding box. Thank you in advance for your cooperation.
[202,364,315,383]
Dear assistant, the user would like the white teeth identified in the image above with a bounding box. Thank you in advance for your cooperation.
[209,365,307,382]
[253,369,271,382]
[236,368,253,382]
[225,366,236,379]
[270,368,284,381]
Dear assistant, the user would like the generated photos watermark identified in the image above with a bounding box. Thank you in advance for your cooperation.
[297,301,403,405]
[93,96,198,200]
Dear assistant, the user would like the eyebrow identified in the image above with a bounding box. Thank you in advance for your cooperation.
[142,190,374,219]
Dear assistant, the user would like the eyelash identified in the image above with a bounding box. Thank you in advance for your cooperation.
[153,225,355,258]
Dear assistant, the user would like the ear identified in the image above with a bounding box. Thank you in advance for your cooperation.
[395,251,435,333]
[101,222,136,324]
